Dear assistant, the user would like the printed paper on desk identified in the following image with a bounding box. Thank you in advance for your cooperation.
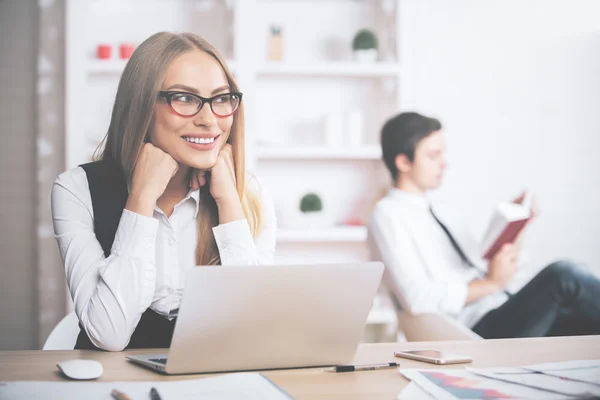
[396,382,435,400]
[401,369,572,400]
[0,373,293,400]
[523,360,600,386]
[468,366,600,398]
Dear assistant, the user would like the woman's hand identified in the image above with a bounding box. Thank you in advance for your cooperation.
[190,144,237,202]
[126,143,179,216]
[190,144,244,224]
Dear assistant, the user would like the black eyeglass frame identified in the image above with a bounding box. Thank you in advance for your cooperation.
[157,90,243,118]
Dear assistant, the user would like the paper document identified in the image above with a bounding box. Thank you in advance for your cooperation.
[468,367,600,398]
[524,360,600,386]
[401,369,571,399]
[0,373,293,400]
[396,382,435,400]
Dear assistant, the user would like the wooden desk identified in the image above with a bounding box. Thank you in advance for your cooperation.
[1,336,599,399]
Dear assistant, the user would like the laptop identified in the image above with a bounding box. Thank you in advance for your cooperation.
[127,262,384,374]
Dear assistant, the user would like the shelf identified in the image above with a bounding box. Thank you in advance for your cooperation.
[88,59,128,75]
[88,61,397,78]
[88,59,237,76]
[257,62,401,77]
[256,146,381,160]
[88,60,396,78]
[277,227,367,243]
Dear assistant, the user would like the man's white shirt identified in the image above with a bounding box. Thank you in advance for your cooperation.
[368,188,537,328]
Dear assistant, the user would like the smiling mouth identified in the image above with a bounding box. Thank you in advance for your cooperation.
[182,136,218,144]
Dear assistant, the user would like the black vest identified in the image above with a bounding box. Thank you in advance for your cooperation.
[75,159,176,350]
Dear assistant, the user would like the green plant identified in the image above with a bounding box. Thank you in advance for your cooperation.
[352,29,378,51]
[300,193,323,213]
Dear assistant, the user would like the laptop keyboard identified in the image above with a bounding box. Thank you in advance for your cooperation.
[149,358,168,364]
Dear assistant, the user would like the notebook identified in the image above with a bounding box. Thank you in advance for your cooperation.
[0,373,293,400]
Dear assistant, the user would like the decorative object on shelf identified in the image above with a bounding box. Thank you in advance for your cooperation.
[324,111,363,148]
[96,44,112,60]
[380,0,395,15]
[300,193,322,213]
[324,113,343,147]
[343,217,365,227]
[346,111,364,147]
[352,29,378,62]
[299,192,324,227]
[119,43,135,60]
[268,25,284,61]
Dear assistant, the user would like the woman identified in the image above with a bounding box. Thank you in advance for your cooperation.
[51,32,276,351]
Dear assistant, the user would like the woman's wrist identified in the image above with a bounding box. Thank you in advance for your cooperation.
[125,191,156,217]
[215,194,244,225]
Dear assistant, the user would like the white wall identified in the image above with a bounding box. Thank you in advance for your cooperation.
[399,0,600,271]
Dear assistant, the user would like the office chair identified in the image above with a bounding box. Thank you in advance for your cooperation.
[367,235,482,342]
[42,312,79,350]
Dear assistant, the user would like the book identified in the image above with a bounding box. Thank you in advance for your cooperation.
[480,192,532,260]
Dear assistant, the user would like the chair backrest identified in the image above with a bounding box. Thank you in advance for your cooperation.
[42,312,80,350]
[397,311,482,342]
[366,227,482,342]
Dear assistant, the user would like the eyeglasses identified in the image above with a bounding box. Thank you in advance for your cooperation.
[157,91,243,118]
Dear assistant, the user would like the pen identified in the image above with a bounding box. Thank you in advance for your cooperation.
[324,362,399,372]
[111,389,133,400]
[150,387,163,400]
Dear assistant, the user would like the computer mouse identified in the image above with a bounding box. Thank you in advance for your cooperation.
[56,359,103,380]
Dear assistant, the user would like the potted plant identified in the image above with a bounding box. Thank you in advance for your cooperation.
[352,29,378,62]
[299,193,323,227]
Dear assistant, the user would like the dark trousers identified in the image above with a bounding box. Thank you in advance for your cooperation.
[473,260,600,339]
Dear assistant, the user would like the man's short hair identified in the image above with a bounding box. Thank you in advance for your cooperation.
[380,112,442,181]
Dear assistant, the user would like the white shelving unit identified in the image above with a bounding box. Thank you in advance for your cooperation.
[87,60,128,76]
[257,146,381,160]
[249,0,399,250]
[277,226,367,243]
[88,59,237,76]
[257,62,401,78]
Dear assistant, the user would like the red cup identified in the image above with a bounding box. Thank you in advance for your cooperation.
[96,44,112,60]
[119,44,135,60]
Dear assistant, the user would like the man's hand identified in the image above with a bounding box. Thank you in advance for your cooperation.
[487,243,519,289]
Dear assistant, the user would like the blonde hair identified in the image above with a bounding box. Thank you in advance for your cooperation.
[96,32,262,265]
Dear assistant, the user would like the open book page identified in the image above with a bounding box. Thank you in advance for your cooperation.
[480,192,532,260]
[0,373,293,400]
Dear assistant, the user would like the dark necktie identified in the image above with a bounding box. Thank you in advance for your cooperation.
[429,207,476,268]
[429,206,512,297]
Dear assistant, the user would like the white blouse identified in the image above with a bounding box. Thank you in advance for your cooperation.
[51,166,276,351]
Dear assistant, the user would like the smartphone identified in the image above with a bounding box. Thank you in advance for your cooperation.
[394,349,473,365]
